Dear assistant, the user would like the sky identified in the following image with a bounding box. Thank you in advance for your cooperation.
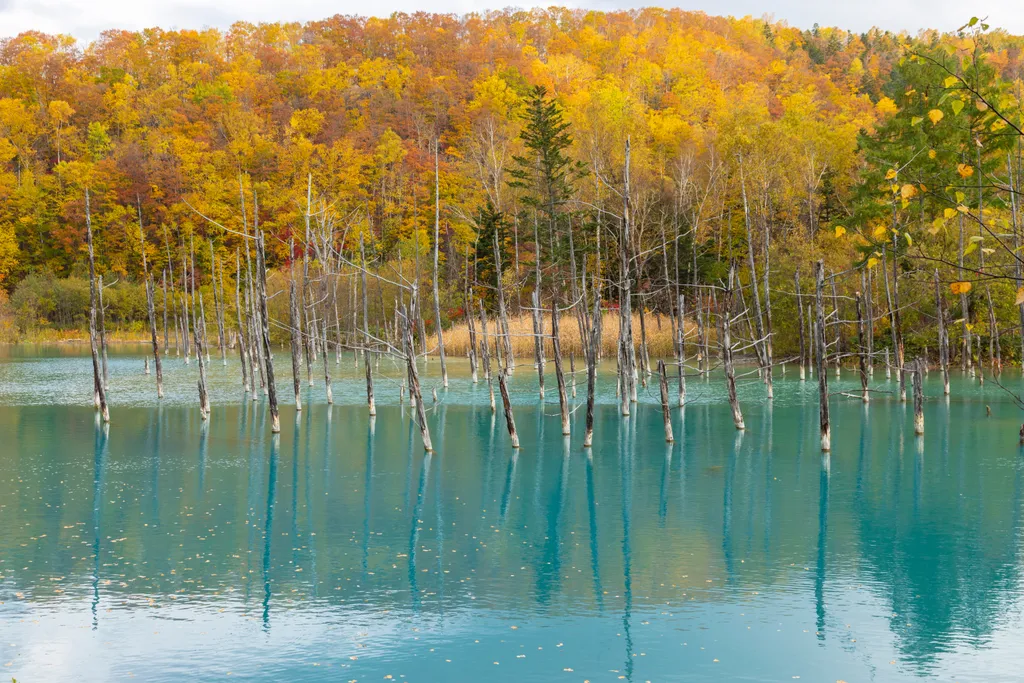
[0,0,1020,43]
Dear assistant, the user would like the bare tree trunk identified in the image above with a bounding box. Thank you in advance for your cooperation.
[465,250,478,384]
[856,287,869,403]
[658,359,674,442]
[552,301,570,435]
[493,229,514,373]
[360,234,376,416]
[814,261,830,451]
[676,293,686,405]
[98,275,109,390]
[288,244,303,412]
[137,203,163,399]
[532,289,545,399]
[795,270,806,381]
[913,358,924,436]
[620,137,637,412]
[432,141,449,388]
[829,271,841,378]
[935,270,950,396]
[193,315,210,420]
[403,300,433,452]
[235,250,250,393]
[85,189,109,423]
[256,230,280,433]
[497,364,519,449]
[211,241,226,366]
[583,288,601,448]
[865,266,874,375]
[162,269,169,354]
[957,212,972,371]
[721,264,744,430]
[479,300,496,413]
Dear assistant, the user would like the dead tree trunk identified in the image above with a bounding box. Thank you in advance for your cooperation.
[497,363,520,449]
[432,141,449,388]
[658,359,674,443]
[137,203,163,399]
[721,264,744,431]
[235,250,250,393]
[676,293,686,406]
[795,270,806,381]
[815,260,830,451]
[479,300,496,413]
[552,301,570,435]
[359,235,376,416]
[288,245,303,412]
[532,289,545,399]
[85,189,109,423]
[256,230,280,433]
[583,289,601,448]
[856,287,869,403]
[935,269,950,395]
[913,358,924,436]
[403,301,433,452]
[98,275,109,390]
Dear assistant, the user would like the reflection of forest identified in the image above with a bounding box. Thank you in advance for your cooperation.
[1,395,1021,668]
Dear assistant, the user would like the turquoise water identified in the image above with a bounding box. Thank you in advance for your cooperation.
[3,346,1024,681]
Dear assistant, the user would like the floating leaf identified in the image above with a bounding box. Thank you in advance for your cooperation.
[950,281,972,295]
[928,109,944,124]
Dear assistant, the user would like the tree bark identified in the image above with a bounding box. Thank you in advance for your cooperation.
[814,260,830,451]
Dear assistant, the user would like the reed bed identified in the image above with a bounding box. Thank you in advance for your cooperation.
[432,310,699,359]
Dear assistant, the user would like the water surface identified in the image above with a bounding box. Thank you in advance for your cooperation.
[3,346,1024,681]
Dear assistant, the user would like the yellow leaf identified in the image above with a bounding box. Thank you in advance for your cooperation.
[943,208,957,219]
[901,183,917,199]
[951,99,964,116]
[976,99,988,111]
[1016,287,1024,306]
[872,225,889,240]
[911,116,924,126]
[950,281,972,295]
[885,168,898,180]
[944,75,959,88]
[834,226,846,237]
[928,149,937,159]
[928,109,944,124]
[867,257,879,269]
[957,163,974,178]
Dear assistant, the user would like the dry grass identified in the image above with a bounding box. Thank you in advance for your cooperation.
[433,311,698,359]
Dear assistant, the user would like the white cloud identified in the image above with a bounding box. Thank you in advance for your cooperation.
[0,0,1020,43]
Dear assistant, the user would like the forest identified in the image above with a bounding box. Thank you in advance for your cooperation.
[1,8,1023,439]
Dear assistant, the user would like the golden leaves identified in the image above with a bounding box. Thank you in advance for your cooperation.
[1015,287,1024,306]
[950,281,972,295]
[951,99,964,116]
[871,224,889,240]
[867,256,880,269]
[900,184,917,200]
[834,226,846,237]
[885,168,898,180]
[957,163,974,178]
[927,109,944,124]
